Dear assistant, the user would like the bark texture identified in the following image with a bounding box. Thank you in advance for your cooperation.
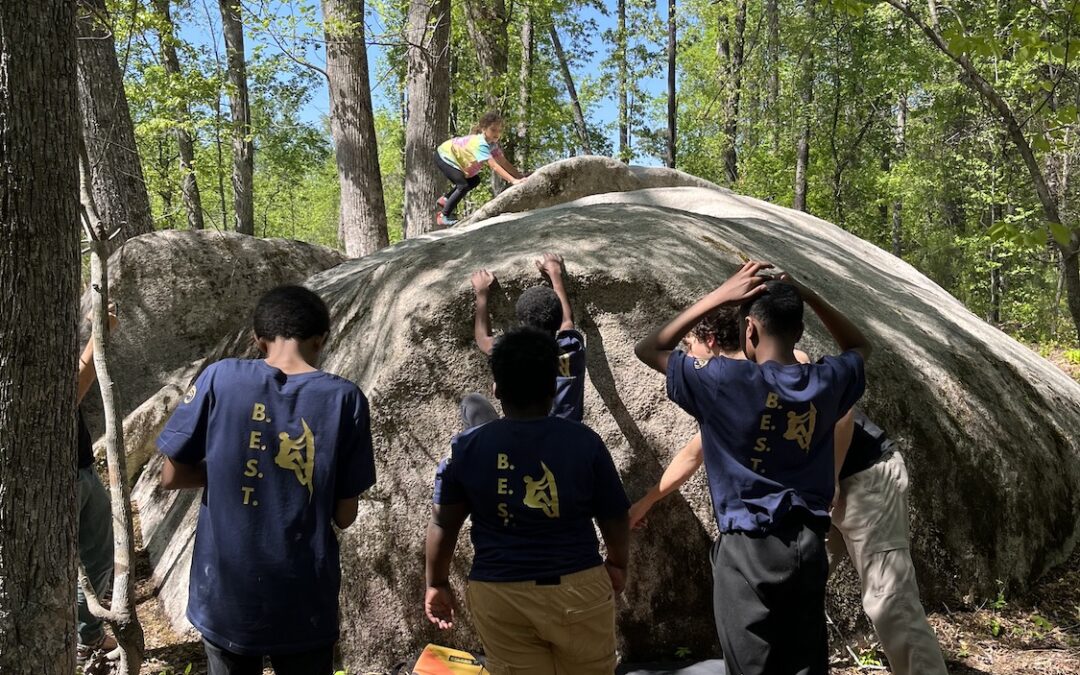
[323,0,390,256]
[76,0,155,247]
[154,0,205,231]
[0,1,82,671]
[666,0,677,168]
[218,0,254,235]
[793,0,815,212]
[718,0,747,184]
[550,26,592,155]
[404,0,451,237]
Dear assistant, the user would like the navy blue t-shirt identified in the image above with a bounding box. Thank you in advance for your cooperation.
[838,410,893,480]
[433,417,629,582]
[667,350,865,533]
[156,358,376,655]
[552,329,587,422]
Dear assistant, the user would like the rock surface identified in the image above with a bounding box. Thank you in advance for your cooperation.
[80,230,344,477]
[126,159,1080,670]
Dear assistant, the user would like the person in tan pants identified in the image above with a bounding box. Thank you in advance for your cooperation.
[828,412,948,675]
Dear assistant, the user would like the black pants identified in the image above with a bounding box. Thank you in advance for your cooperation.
[711,514,829,675]
[203,638,334,675]
[434,151,481,217]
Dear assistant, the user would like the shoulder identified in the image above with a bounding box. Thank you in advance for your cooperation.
[556,329,585,350]
[817,350,865,375]
[547,416,605,450]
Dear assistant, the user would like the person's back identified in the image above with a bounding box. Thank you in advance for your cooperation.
[157,285,376,673]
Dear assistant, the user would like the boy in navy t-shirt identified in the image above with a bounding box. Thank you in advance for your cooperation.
[157,285,376,675]
[425,328,629,675]
[465,252,586,425]
[636,262,871,675]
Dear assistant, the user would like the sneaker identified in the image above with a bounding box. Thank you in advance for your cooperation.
[77,634,119,666]
[437,213,458,227]
[437,195,448,208]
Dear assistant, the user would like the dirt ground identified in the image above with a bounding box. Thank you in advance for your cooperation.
[126,351,1080,675]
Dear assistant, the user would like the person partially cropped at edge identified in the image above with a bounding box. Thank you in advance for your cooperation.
[635,261,871,675]
[425,328,630,675]
[156,285,376,675]
[461,252,586,428]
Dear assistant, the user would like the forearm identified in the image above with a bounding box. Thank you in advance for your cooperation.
[473,294,495,355]
[803,289,871,359]
[489,159,518,183]
[549,274,574,330]
[425,521,459,586]
[497,154,523,179]
[160,458,207,490]
[833,411,855,483]
[597,513,631,569]
[76,339,97,404]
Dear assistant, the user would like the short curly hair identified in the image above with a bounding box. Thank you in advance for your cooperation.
[690,306,741,354]
[491,328,558,408]
[253,285,330,340]
[515,286,562,334]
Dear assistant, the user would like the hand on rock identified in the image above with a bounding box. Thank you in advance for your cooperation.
[425,585,457,630]
[777,271,809,298]
[535,253,564,279]
[629,500,651,530]
[471,270,495,295]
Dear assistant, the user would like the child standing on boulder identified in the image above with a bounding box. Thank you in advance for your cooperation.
[156,285,376,675]
[635,263,871,675]
[434,111,529,227]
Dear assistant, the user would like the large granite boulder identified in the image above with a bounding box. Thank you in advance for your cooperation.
[80,230,344,477]
[129,159,1080,670]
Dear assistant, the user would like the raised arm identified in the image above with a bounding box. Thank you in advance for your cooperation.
[494,152,524,180]
[536,253,574,331]
[630,432,705,529]
[635,261,773,373]
[425,502,469,630]
[487,157,521,184]
[471,270,496,355]
[780,273,871,361]
[77,306,119,404]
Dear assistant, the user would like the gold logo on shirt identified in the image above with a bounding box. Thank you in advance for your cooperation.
[783,403,818,452]
[183,385,197,404]
[523,462,560,518]
[558,353,572,378]
[275,419,316,497]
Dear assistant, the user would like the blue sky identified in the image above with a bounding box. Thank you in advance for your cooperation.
[178,0,670,163]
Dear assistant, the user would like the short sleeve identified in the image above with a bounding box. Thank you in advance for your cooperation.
[665,351,722,420]
[590,439,630,519]
[489,142,503,158]
[821,351,866,414]
[432,439,467,505]
[473,138,494,163]
[335,391,377,500]
[157,365,216,465]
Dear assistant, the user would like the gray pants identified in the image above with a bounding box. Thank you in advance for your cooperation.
[77,467,114,645]
[828,452,948,675]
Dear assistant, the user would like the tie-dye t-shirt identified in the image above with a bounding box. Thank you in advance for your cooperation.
[157,358,376,655]
[437,133,504,178]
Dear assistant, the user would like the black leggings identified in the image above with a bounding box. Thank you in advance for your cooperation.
[434,151,481,217]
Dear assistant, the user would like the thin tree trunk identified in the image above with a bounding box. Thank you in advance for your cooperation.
[618,0,629,161]
[516,8,533,169]
[404,0,451,237]
[323,0,390,256]
[550,26,592,155]
[79,150,146,673]
[462,0,509,109]
[0,1,81,670]
[892,94,907,257]
[719,0,747,184]
[886,0,1080,342]
[793,0,815,212]
[218,0,254,235]
[76,0,155,248]
[666,0,677,168]
[155,0,205,230]
[766,0,780,151]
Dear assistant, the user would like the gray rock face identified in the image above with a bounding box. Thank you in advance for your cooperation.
[80,230,344,477]
[128,161,1080,671]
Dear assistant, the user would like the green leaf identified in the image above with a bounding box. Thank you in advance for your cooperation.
[1026,229,1049,248]
[1050,222,1073,247]
[987,221,1012,241]
[1033,135,1052,152]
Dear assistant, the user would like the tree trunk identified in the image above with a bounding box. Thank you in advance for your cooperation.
[79,151,147,671]
[462,0,509,110]
[0,1,81,671]
[76,0,155,248]
[154,0,205,230]
[793,0,814,212]
[766,0,780,151]
[550,26,593,155]
[516,8,534,168]
[323,0,390,257]
[618,0,630,161]
[886,0,1080,342]
[718,0,747,185]
[892,94,907,257]
[218,0,254,235]
[666,0,677,168]
[404,0,451,237]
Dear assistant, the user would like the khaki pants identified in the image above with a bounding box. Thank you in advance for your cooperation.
[466,566,617,675]
[828,452,948,675]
